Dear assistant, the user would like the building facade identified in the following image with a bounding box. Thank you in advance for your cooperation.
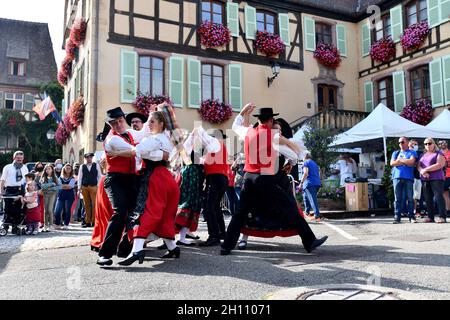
[0,18,57,154]
[61,0,450,163]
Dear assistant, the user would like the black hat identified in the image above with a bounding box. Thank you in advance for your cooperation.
[125,112,148,126]
[105,107,126,122]
[209,129,227,139]
[84,152,95,158]
[96,123,111,142]
[252,107,279,118]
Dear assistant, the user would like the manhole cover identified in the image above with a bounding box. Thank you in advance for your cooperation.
[297,289,401,300]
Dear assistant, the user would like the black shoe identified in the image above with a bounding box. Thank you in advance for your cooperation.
[220,248,231,256]
[96,256,113,266]
[91,245,100,252]
[176,240,196,247]
[157,243,168,250]
[306,236,328,253]
[161,246,180,258]
[117,251,130,258]
[186,234,200,240]
[199,238,221,247]
[82,224,87,228]
[118,251,145,266]
[219,233,226,240]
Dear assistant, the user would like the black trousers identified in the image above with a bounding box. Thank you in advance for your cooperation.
[222,172,316,251]
[204,174,228,239]
[422,180,446,220]
[99,173,138,258]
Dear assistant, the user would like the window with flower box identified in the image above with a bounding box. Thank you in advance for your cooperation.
[377,77,395,110]
[405,0,427,27]
[410,65,431,103]
[315,22,332,46]
[256,10,276,34]
[373,14,392,42]
[202,1,224,24]
[201,64,224,102]
[139,56,165,96]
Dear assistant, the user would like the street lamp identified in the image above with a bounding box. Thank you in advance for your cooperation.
[267,62,281,88]
[46,129,55,140]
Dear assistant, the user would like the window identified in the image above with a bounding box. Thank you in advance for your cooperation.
[317,84,338,111]
[405,0,427,27]
[410,65,430,103]
[202,64,224,102]
[315,22,332,46]
[377,77,395,111]
[256,11,276,33]
[373,14,391,42]
[0,135,18,150]
[201,1,224,24]
[139,56,164,96]
[9,60,25,76]
[5,93,23,110]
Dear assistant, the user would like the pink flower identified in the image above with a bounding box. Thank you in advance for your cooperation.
[370,36,396,63]
[132,93,172,116]
[400,21,430,51]
[255,31,285,57]
[314,43,341,68]
[70,18,87,46]
[199,99,232,124]
[197,21,231,48]
[400,99,433,125]
[55,123,70,145]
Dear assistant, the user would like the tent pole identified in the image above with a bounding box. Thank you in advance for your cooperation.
[383,136,388,165]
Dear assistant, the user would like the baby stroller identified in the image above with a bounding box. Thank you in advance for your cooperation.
[0,195,27,236]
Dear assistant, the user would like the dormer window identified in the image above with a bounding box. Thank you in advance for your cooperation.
[9,60,25,76]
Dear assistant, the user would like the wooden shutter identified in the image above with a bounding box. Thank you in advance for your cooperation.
[169,56,185,108]
[120,50,137,103]
[244,5,256,40]
[364,81,374,112]
[227,2,239,37]
[440,0,450,23]
[187,58,201,109]
[442,55,450,105]
[228,64,242,111]
[278,13,290,46]
[304,16,316,51]
[336,24,347,57]
[390,5,403,43]
[0,92,4,109]
[430,58,444,108]
[361,22,371,57]
[393,71,406,112]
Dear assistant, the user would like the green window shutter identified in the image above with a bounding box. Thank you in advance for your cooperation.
[0,92,4,109]
[228,64,242,111]
[336,24,347,57]
[364,81,374,112]
[304,16,316,51]
[428,0,441,27]
[393,71,406,112]
[244,5,256,40]
[390,5,403,43]
[361,23,371,57]
[227,2,239,37]
[24,94,35,111]
[442,55,450,105]
[429,58,444,108]
[120,50,137,103]
[169,56,184,108]
[187,58,201,109]
[441,0,450,23]
[278,13,290,46]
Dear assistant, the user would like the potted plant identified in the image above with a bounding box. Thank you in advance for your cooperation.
[198,99,233,124]
[197,21,231,48]
[370,36,396,63]
[254,31,286,57]
[313,43,342,68]
[400,99,433,125]
[70,18,87,46]
[133,93,172,116]
[400,21,430,51]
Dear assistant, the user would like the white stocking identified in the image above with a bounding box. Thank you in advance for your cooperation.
[163,238,177,251]
[178,227,192,244]
[131,238,145,254]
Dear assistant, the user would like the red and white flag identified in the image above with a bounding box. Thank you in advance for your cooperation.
[32,96,56,120]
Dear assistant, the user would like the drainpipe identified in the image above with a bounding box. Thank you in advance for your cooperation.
[90,0,100,152]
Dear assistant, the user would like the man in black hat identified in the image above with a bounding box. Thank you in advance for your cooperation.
[221,103,328,255]
[97,107,168,266]
[78,152,102,228]
[126,112,148,131]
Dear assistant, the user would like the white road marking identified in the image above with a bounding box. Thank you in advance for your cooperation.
[322,221,359,240]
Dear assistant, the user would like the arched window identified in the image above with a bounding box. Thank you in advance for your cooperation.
[201,1,224,24]
[138,56,164,96]
[256,10,276,33]
[202,64,224,102]
[410,65,430,103]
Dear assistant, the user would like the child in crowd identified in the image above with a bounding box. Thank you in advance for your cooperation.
[21,181,40,235]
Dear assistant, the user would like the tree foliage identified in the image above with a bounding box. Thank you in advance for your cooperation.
[303,126,336,178]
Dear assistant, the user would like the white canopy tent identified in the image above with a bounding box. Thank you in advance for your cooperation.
[425,109,450,139]
[331,103,437,164]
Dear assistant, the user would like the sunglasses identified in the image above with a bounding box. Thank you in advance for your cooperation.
[398,141,405,144]
[424,142,433,146]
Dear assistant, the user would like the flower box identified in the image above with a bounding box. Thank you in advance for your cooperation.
[400,99,433,125]
[370,36,396,63]
[197,21,231,48]
[70,18,87,46]
[313,43,341,68]
[133,94,172,117]
[199,99,233,124]
[254,31,286,57]
[400,21,430,51]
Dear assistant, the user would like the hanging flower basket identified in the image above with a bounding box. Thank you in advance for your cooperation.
[400,21,430,51]
[60,57,73,78]
[0,110,26,136]
[313,43,341,68]
[197,21,231,48]
[55,123,70,145]
[254,31,286,57]
[65,39,77,62]
[57,71,68,86]
[68,97,85,127]
[133,93,172,117]
[370,36,396,63]
[400,99,433,125]
[198,99,233,124]
[63,114,75,133]
[70,18,87,46]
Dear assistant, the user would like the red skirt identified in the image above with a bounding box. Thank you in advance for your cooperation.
[90,176,114,249]
[175,208,200,232]
[133,167,180,240]
[26,206,41,224]
[39,194,44,224]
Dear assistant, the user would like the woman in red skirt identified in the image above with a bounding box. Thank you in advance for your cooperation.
[90,175,114,251]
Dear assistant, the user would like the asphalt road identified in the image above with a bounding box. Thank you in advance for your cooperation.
[0,216,449,300]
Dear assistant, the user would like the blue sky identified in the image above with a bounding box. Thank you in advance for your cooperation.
[0,0,66,66]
